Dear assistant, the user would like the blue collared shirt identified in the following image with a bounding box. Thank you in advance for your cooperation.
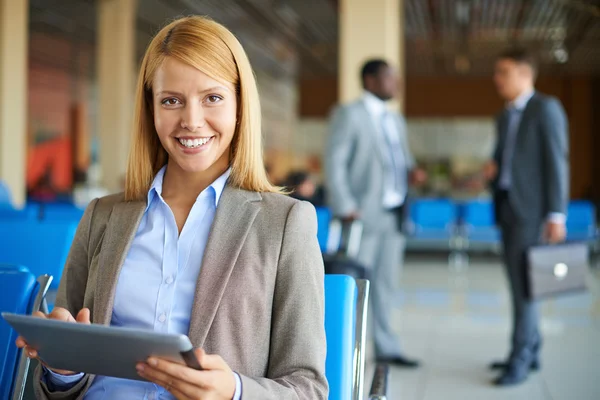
[498,89,535,190]
[45,166,242,399]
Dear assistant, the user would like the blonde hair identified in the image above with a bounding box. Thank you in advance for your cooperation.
[125,16,280,201]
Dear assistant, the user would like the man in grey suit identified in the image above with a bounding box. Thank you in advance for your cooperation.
[326,59,426,368]
[484,48,569,386]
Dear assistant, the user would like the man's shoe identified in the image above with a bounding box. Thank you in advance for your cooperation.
[489,359,540,371]
[376,355,420,368]
[493,363,529,386]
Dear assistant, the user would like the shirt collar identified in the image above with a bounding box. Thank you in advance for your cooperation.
[363,91,388,117]
[146,165,231,211]
[508,89,535,111]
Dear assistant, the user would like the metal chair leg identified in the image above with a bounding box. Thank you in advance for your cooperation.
[368,363,389,400]
[11,275,53,400]
[353,279,370,400]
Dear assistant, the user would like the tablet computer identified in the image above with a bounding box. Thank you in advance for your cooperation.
[2,312,202,381]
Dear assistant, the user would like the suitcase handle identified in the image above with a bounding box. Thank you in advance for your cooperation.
[326,219,363,259]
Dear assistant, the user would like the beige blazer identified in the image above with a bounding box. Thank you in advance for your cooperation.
[33,185,328,400]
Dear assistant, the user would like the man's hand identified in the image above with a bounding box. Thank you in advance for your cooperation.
[409,168,428,186]
[544,221,566,244]
[342,211,360,224]
[483,161,498,182]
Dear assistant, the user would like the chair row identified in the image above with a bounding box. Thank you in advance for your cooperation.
[0,202,84,222]
[316,199,599,254]
[0,220,77,289]
[0,265,387,400]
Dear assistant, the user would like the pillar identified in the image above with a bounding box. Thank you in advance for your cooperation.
[0,0,28,206]
[97,0,137,192]
[339,0,404,111]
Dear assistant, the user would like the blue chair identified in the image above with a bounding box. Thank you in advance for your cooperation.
[0,221,77,289]
[0,203,41,221]
[567,200,597,242]
[41,203,84,222]
[0,265,52,400]
[325,275,356,400]
[460,199,501,249]
[324,275,388,399]
[406,198,458,245]
[316,207,332,253]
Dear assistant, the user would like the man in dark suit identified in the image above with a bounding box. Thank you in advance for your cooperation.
[484,48,569,386]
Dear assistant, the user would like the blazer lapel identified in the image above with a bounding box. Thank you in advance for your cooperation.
[93,200,145,325]
[187,185,262,347]
[515,94,537,142]
[497,109,511,155]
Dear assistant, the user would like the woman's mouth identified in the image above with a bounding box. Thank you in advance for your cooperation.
[176,136,214,149]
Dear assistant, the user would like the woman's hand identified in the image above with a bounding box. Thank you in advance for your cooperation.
[137,348,236,400]
[15,307,91,375]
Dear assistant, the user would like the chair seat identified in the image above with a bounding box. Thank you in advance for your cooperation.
[412,227,453,241]
[465,226,501,243]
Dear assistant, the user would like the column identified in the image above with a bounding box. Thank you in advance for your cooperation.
[97,0,137,192]
[339,0,404,111]
[0,0,28,206]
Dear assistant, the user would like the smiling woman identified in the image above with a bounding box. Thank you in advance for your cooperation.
[19,15,329,400]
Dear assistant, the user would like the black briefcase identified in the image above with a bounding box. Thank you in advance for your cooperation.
[526,242,589,300]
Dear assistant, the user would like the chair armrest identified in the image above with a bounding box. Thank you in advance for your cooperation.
[353,279,370,400]
[368,363,389,400]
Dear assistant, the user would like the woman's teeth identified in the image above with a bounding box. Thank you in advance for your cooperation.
[177,137,212,148]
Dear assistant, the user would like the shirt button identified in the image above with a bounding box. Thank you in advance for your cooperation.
[165,276,174,285]
[158,313,167,323]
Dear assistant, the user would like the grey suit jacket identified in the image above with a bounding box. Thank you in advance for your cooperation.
[33,186,328,400]
[492,92,569,224]
[325,99,415,229]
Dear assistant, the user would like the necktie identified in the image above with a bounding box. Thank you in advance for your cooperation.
[380,112,406,195]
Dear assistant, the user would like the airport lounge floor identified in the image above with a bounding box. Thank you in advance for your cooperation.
[364,254,600,400]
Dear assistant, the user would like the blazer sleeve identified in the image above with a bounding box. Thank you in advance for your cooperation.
[239,201,329,400]
[33,199,100,400]
[325,105,358,216]
[540,97,569,216]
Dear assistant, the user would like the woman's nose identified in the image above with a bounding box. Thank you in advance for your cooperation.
[180,103,206,132]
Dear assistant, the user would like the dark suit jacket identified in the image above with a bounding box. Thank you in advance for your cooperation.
[491,92,569,225]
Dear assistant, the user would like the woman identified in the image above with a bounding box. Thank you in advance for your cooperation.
[17,16,328,400]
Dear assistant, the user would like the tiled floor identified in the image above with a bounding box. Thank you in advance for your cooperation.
[364,254,600,400]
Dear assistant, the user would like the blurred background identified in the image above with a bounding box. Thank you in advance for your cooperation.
[0,0,597,205]
[0,0,599,399]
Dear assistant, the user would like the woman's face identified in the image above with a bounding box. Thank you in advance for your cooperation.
[152,57,237,175]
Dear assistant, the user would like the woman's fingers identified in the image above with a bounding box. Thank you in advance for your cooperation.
[76,308,91,324]
[48,307,76,322]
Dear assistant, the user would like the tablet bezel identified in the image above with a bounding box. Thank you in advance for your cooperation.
[2,312,202,381]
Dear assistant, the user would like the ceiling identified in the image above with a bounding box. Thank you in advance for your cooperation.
[28,0,600,78]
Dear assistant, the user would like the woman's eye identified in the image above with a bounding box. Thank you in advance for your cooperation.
[206,95,223,104]
[161,98,181,106]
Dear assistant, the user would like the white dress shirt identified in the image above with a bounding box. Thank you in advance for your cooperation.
[363,91,407,209]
